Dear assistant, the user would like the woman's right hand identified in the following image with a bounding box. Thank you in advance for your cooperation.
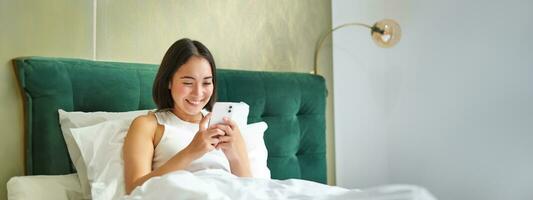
[182,113,225,160]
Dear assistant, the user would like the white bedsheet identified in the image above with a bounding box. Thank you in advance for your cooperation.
[125,169,437,200]
[7,173,83,200]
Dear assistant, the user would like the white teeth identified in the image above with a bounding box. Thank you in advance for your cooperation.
[187,99,201,105]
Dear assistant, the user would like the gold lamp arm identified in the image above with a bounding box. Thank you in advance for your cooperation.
[313,23,372,75]
[313,19,401,75]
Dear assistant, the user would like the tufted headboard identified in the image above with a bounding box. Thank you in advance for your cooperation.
[13,56,327,183]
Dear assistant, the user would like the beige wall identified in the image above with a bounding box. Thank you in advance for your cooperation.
[0,1,333,199]
[0,0,93,199]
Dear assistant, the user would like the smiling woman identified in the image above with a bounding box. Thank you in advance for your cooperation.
[123,38,252,194]
[152,38,217,114]
[168,56,214,123]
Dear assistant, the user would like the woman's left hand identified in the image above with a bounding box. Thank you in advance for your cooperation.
[212,117,247,162]
[212,117,252,177]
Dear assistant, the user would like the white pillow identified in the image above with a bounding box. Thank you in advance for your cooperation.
[58,109,151,199]
[241,122,270,179]
[71,119,270,200]
[71,119,131,200]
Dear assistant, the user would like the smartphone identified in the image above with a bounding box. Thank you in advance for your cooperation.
[208,102,249,128]
[209,102,235,127]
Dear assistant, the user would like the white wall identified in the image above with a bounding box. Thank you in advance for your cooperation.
[332,0,391,188]
[332,1,533,200]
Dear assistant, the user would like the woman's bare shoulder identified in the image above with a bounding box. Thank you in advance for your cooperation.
[128,111,159,135]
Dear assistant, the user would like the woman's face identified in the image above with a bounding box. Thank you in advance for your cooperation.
[169,56,213,121]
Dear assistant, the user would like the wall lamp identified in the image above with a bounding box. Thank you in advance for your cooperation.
[313,19,402,75]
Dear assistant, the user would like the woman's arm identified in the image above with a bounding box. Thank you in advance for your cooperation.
[123,113,224,194]
[123,114,192,194]
[226,140,252,177]
[214,117,252,177]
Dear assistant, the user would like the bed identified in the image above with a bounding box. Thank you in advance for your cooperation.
[8,56,328,199]
[8,57,436,200]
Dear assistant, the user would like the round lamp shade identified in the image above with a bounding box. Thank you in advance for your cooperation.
[371,19,401,48]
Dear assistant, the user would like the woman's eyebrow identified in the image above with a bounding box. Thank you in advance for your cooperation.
[179,76,213,80]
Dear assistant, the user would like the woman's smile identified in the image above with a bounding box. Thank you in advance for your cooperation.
[185,98,206,106]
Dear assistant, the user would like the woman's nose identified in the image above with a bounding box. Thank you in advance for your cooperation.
[192,84,202,95]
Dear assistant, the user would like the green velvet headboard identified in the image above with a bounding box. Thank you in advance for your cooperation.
[13,56,327,184]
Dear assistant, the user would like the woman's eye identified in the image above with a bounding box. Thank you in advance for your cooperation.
[203,82,212,86]
[183,82,193,85]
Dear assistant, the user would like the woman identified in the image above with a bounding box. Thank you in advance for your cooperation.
[123,38,251,194]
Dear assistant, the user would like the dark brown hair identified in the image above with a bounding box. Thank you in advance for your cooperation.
[152,38,217,111]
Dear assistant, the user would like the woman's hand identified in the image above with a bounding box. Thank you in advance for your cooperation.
[212,117,252,177]
[212,117,246,160]
[182,113,225,160]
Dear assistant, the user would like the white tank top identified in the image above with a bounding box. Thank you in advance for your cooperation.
[152,110,230,172]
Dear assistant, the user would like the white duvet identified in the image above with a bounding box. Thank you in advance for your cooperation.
[124,169,436,200]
